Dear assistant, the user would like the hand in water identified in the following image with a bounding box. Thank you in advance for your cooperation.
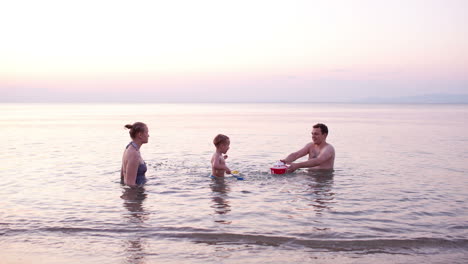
[286,163,298,173]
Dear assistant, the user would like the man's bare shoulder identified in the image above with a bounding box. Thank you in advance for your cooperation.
[323,143,335,154]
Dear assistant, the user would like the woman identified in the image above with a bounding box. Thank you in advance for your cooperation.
[121,122,149,186]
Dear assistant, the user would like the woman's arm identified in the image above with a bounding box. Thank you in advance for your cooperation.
[124,153,140,186]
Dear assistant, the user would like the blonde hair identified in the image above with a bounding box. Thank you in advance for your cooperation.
[213,134,229,147]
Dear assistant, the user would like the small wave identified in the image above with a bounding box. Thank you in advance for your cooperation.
[4,226,468,253]
[165,233,468,252]
[449,225,468,230]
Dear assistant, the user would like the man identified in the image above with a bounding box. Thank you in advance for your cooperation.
[281,123,335,172]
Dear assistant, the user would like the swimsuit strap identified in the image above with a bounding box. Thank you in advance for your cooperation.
[126,141,139,150]
[130,141,139,150]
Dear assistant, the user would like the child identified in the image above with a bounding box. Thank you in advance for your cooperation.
[211,134,231,177]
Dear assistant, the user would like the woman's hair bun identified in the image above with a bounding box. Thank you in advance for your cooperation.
[124,122,147,139]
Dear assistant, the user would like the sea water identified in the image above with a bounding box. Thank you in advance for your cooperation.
[1,103,467,263]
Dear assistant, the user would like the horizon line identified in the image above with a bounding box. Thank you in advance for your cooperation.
[1,101,467,105]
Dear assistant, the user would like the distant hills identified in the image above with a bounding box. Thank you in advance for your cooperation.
[355,93,468,104]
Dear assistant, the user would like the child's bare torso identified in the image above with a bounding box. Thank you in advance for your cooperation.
[211,153,226,177]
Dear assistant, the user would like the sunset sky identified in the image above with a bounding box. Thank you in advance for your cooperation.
[1,0,467,102]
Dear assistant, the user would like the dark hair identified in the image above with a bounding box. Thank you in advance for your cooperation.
[313,123,328,135]
[213,134,229,147]
[124,122,147,139]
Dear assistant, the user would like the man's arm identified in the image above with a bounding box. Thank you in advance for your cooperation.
[288,145,334,172]
[281,143,312,164]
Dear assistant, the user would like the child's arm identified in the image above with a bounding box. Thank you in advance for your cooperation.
[212,155,231,174]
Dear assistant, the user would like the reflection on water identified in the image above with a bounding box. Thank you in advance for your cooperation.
[121,186,149,223]
[209,178,232,224]
[120,186,148,264]
[305,170,335,215]
[3,103,468,263]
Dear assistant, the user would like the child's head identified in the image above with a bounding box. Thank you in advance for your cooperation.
[213,134,230,153]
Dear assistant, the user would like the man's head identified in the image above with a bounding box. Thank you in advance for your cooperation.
[311,123,328,144]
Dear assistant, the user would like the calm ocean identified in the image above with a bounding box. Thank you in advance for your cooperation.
[1,103,467,263]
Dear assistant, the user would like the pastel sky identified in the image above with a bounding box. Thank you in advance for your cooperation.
[1,0,467,102]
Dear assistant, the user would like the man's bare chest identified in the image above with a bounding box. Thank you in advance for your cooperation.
[308,148,319,159]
